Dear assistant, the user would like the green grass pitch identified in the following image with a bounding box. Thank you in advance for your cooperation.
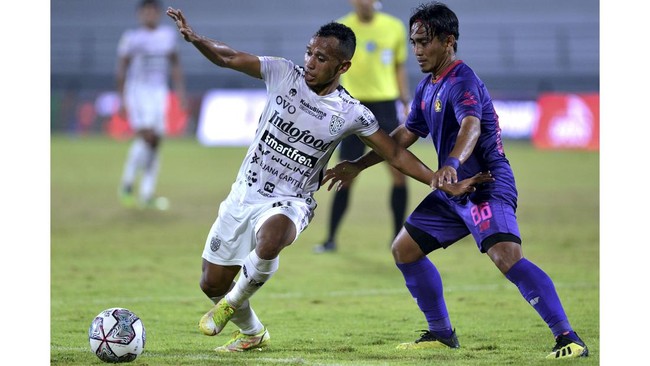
[51,135,599,365]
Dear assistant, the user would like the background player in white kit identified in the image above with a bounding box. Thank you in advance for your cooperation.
[166,6,492,352]
[117,0,186,209]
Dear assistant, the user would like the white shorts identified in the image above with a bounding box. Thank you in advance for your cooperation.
[201,192,314,266]
[124,84,168,135]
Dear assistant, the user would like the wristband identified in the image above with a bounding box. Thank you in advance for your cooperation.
[443,157,460,170]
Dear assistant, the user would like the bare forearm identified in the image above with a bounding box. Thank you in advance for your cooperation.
[387,148,434,186]
[355,125,419,172]
[351,149,384,171]
[358,127,430,185]
[449,117,480,163]
[185,32,261,78]
[189,35,238,68]
[357,143,432,186]
[168,8,260,78]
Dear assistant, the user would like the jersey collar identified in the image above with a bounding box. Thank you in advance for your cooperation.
[432,60,463,84]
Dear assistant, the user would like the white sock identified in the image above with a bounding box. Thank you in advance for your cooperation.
[121,138,146,189]
[226,250,279,309]
[139,144,160,202]
[209,296,264,335]
[231,299,264,335]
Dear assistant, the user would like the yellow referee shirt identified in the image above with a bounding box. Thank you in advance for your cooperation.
[338,11,408,102]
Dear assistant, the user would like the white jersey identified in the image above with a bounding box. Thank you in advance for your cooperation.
[117,24,177,90]
[228,56,380,207]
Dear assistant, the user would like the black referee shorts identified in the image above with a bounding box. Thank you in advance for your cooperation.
[338,100,400,161]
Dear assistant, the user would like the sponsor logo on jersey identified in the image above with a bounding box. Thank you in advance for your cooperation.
[275,95,297,114]
[257,143,271,155]
[299,99,327,120]
[262,130,318,168]
[264,182,275,193]
[271,155,307,175]
[246,170,258,187]
[279,172,304,188]
[257,158,308,191]
[289,88,297,97]
[354,115,369,128]
[256,188,275,197]
[260,156,307,176]
[338,87,357,104]
[329,115,345,135]
[268,110,333,151]
[354,107,375,128]
[293,65,304,78]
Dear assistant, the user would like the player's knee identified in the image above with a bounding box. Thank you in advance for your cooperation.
[199,276,229,297]
[256,217,296,258]
[390,242,402,261]
[391,239,422,264]
[199,272,233,297]
[487,241,523,274]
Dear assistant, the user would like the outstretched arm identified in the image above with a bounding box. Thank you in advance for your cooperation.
[321,125,493,195]
[321,126,419,190]
[166,7,261,79]
[324,125,418,184]
[359,128,433,186]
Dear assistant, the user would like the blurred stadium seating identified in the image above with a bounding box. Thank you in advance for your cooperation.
[50,0,599,139]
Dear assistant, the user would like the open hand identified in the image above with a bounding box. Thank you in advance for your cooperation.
[436,171,494,196]
[321,161,361,191]
[432,165,458,188]
[166,7,195,42]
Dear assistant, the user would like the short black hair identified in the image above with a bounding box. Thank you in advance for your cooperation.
[314,22,357,60]
[409,2,459,52]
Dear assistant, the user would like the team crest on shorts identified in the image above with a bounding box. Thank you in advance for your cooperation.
[210,236,221,252]
[329,115,345,135]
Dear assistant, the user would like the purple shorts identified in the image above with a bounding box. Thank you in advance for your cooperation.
[405,190,521,254]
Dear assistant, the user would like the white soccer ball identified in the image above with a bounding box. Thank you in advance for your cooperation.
[88,308,146,363]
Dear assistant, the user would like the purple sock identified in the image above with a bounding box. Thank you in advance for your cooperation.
[396,257,452,338]
[505,258,573,337]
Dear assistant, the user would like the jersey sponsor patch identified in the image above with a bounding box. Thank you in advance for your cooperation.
[261,130,317,168]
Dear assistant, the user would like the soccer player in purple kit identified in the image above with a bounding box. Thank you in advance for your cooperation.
[323,1,588,360]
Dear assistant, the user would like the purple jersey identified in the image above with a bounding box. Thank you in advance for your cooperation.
[406,60,517,206]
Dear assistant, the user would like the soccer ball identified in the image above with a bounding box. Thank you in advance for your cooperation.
[88,308,146,363]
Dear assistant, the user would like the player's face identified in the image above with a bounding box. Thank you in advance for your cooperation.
[139,5,161,29]
[410,21,452,75]
[304,36,350,95]
[351,0,376,21]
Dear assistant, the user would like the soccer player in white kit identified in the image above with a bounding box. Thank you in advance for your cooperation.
[117,0,186,209]
[166,7,492,352]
